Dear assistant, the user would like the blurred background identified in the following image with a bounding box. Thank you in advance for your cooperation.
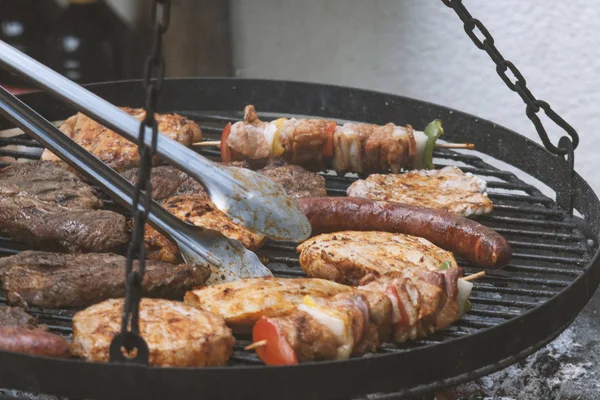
[0,0,596,191]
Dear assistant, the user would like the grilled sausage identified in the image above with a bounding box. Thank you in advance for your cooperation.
[0,327,71,358]
[297,197,511,269]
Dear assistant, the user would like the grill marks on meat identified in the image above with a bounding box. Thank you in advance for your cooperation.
[0,305,71,358]
[0,251,211,308]
[0,162,128,253]
[297,231,458,285]
[41,107,202,172]
[347,166,493,217]
[72,298,234,367]
[0,161,101,209]
[258,159,327,198]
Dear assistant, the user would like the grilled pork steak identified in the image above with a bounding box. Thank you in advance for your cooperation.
[0,161,128,253]
[0,251,211,308]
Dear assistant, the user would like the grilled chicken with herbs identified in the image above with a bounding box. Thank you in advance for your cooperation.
[72,298,234,367]
[297,231,459,285]
[347,166,493,217]
[41,107,202,171]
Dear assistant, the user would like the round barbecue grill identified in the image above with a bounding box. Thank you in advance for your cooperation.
[0,78,597,399]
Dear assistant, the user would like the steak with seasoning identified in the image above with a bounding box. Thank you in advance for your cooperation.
[0,251,211,308]
[0,161,129,253]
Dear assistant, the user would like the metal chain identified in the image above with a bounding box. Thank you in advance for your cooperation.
[441,0,579,157]
[109,0,171,365]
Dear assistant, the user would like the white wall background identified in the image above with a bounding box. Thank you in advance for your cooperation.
[231,0,600,193]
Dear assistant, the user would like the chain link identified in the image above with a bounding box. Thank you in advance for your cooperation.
[109,0,170,365]
[442,0,579,156]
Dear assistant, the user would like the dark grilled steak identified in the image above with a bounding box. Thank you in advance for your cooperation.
[0,305,37,329]
[0,160,102,208]
[122,165,206,201]
[0,251,211,308]
[0,161,128,253]
[124,160,326,201]
[258,159,327,198]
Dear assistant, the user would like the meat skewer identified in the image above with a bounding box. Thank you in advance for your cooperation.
[244,271,486,363]
[196,105,474,174]
[185,265,472,366]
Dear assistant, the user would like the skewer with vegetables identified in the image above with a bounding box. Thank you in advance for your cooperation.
[196,105,474,175]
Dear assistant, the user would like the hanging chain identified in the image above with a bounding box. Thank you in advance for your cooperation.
[441,0,579,157]
[109,0,171,365]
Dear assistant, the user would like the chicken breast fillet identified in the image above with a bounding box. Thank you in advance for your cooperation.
[297,231,458,285]
[41,107,202,171]
[346,166,493,217]
[184,277,352,332]
[72,298,234,367]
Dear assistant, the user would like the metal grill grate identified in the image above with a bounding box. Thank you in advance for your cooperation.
[0,111,595,370]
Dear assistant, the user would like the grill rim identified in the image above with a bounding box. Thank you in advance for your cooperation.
[0,78,598,400]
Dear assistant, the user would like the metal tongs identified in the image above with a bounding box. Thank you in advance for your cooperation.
[0,40,312,282]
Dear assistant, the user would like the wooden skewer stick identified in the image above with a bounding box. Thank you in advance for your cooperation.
[195,140,221,147]
[435,143,476,150]
[194,140,475,150]
[462,271,486,282]
[244,340,267,351]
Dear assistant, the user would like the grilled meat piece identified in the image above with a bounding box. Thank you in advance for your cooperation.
[184,277,353,332]
[72,298,234,367]
[121,165,206,201]
[346,166,493,217]
[360,269,461,343]
[298,231,458,285]
[41,107,202,171]
[0,251,211,308]
[258,159,327,198]
[297,197,511,269]
[124,160,326,202]
[0,162,128,253]
[0,305,71,358]
[154,194,265,250]
[0,305,37,329]
[0,327,71,358]
[0,160,101,208]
